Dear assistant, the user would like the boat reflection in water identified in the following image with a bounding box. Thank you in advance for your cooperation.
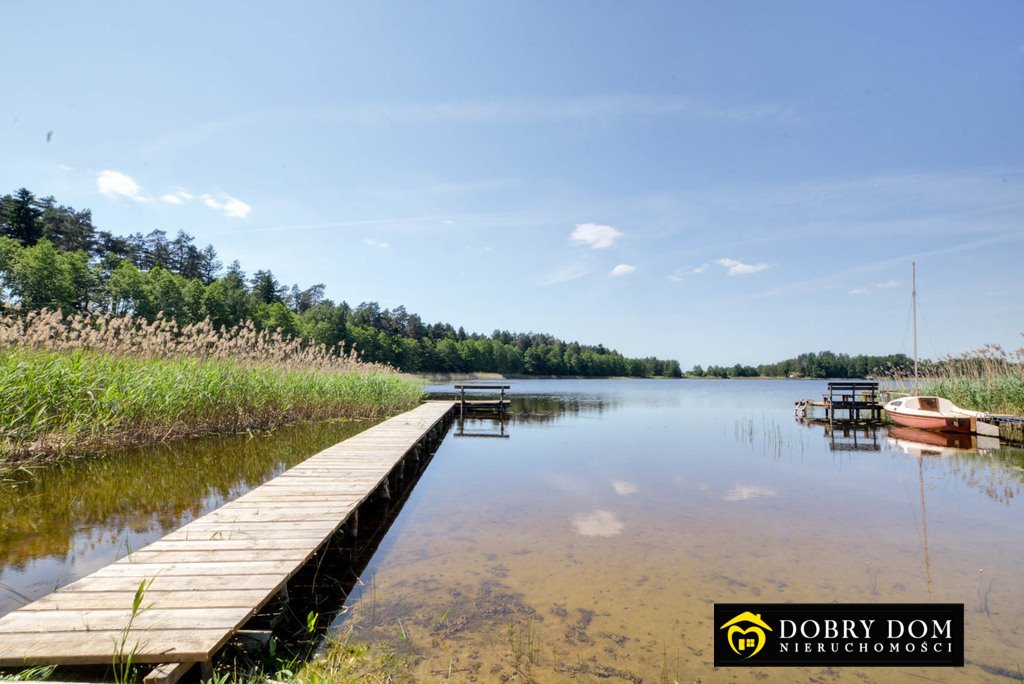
[887,425,1001,457]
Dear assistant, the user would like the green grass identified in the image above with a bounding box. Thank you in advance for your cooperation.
[295,636,407,683]
[919,374,1024,416]
[0,348,423,464]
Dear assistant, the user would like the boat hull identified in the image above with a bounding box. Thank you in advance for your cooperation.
[886,410,972,433]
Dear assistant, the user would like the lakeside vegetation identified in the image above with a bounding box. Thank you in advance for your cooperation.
[687,350,915,379]
[905,341,1024,415]
[0,187,681,377]
[0,308,421,465]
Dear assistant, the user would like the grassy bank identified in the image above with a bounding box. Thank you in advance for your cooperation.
[0,309,423,465]
[0,348,422,464]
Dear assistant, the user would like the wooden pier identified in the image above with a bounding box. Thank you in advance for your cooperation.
[794,381,882,422]
[0,401,455,681]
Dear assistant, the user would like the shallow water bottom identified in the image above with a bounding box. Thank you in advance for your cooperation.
[328,381,1024,682]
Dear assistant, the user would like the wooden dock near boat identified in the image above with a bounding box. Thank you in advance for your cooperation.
[794,381,882,422]
[0,401,456,682]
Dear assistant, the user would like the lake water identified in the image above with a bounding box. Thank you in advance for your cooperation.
[338,379,1024,682]
[2,379,1023,681]
[0,418,372,615]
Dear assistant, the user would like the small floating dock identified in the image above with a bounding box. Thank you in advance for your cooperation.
[455,383,511,415]
[0,401,456,681]
[795,381,882,422]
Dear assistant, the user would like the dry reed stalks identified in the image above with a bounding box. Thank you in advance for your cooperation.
[0,304,395,374]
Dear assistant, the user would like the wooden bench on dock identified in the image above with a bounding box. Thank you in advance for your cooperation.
[454,383,510,416]
[0,401,456,683]
[794,381,882,422]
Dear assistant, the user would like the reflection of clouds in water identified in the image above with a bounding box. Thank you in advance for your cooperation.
[612,480,638,495]
[572,510,624,537]
[724,484,776,501]
[547,473,590,496]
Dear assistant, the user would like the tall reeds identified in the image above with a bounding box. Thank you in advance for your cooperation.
[0,307,423,463]
[888,336,1024,415]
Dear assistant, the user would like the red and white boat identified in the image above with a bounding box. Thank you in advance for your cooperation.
[883,396,991,434]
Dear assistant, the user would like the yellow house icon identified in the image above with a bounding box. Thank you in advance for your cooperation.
[720,612,772,658]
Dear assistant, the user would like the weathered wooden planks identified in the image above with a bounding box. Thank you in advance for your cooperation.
[0,401,454,668]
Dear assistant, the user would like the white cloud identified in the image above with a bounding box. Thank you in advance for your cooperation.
[849,288,870,295]
[97,170,146,202]
[610,264,636,277]
[160,190,194,205]
[724,484,776,501]
[541,261,590,285]
[878,280,901,289]
[363,238,390,249]
[716,257,771,276]
[56,163,74,172]
[570,223,623,249]
[201,193,252,218]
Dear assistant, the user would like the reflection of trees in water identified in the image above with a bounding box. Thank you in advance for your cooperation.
[510,396,615,423]
[939,449,1024,506]
[0,420,371,569]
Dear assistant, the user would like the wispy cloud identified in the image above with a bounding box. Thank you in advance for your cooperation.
[56,163,74,172]
[201,194,252,218]
[97,169,249,218]
[541,261,590,286]
[143,95,799,153]
[363,238,390,249]
[97,170,146,202]
[610,264,636,277]
[668,263,710,281]
[716,257,771,276]
[570,223,623,249]
[849,279,901,295]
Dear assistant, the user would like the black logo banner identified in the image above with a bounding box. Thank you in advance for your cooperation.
[714,603,963,667]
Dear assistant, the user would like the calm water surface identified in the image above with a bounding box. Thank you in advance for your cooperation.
[0,418,373,615]
[2,379,1023,682]
[336,379,1024,682]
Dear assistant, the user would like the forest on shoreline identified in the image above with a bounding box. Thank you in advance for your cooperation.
[688,350,915,379]
[0,187,682,378]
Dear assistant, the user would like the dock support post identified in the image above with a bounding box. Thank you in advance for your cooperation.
[144,662,193,684]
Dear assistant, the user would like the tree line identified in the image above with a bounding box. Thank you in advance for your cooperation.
[687,350,915,379]
[0,187,683,377]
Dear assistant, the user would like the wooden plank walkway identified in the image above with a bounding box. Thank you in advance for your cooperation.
[0,401,454,671]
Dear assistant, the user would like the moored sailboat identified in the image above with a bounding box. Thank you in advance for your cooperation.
[882,263,999,437]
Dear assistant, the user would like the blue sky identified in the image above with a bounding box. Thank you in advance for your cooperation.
[2,1,1023,366]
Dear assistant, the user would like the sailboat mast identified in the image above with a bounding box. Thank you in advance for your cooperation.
[912,262,918,394]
